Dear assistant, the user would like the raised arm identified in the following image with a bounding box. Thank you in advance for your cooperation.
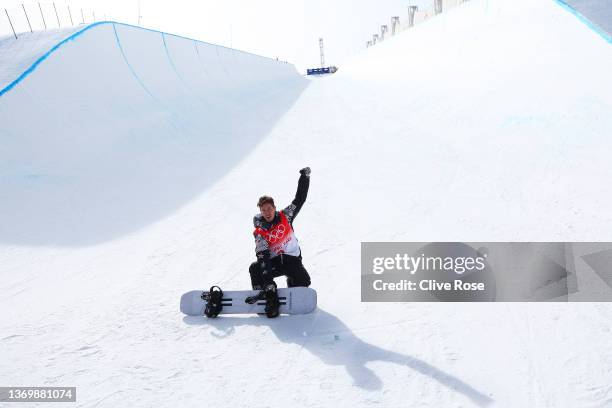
[283,167,310,224]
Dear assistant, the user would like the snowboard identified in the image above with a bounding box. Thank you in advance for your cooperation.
[180,287,317,316]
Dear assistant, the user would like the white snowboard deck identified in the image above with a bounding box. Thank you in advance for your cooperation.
[180,287,317,316]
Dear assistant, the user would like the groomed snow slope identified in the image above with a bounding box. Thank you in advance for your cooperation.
[1,0,612,407]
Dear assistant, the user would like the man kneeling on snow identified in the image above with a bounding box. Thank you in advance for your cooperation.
[246,167,312,318]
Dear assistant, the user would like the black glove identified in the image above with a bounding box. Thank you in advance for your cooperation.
[299,167,311,177]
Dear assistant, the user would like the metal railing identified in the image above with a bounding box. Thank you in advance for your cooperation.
[1,2,128,39]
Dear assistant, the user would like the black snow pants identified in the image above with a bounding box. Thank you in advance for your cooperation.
[249,254,311,290]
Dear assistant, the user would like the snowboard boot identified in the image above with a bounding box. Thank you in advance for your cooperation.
[264,284,280,318]
[245,289,266,305]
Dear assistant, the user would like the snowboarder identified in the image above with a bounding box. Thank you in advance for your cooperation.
[246,167,312,318]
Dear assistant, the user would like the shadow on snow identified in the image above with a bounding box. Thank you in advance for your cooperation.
[184,308,493,406]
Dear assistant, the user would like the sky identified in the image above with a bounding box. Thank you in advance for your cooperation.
[2,0,433,72]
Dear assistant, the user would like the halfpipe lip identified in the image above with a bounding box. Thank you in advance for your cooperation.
[0,20,287,99]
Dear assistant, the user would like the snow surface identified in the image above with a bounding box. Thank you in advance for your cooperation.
[1,0,612,406]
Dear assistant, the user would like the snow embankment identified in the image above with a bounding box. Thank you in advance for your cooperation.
[0,22,306,246]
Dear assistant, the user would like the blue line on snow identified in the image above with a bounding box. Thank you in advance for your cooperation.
[553,0,612,44]
[112,23,155,100]
[161,32,188,87]
[0,22,107,98]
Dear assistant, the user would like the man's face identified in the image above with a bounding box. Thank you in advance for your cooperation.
[260,203,276,222]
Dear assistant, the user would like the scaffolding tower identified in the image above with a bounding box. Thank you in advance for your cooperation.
[391,16,400,35]
[380,24,388,40]
[408,6,418,27]
[434,0,443,15]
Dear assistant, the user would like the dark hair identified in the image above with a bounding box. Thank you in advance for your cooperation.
[257,196,275,208]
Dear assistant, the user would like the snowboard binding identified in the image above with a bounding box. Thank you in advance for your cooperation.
[245,284,280,318]
[264,285,280,318]
[202,286,224,318]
